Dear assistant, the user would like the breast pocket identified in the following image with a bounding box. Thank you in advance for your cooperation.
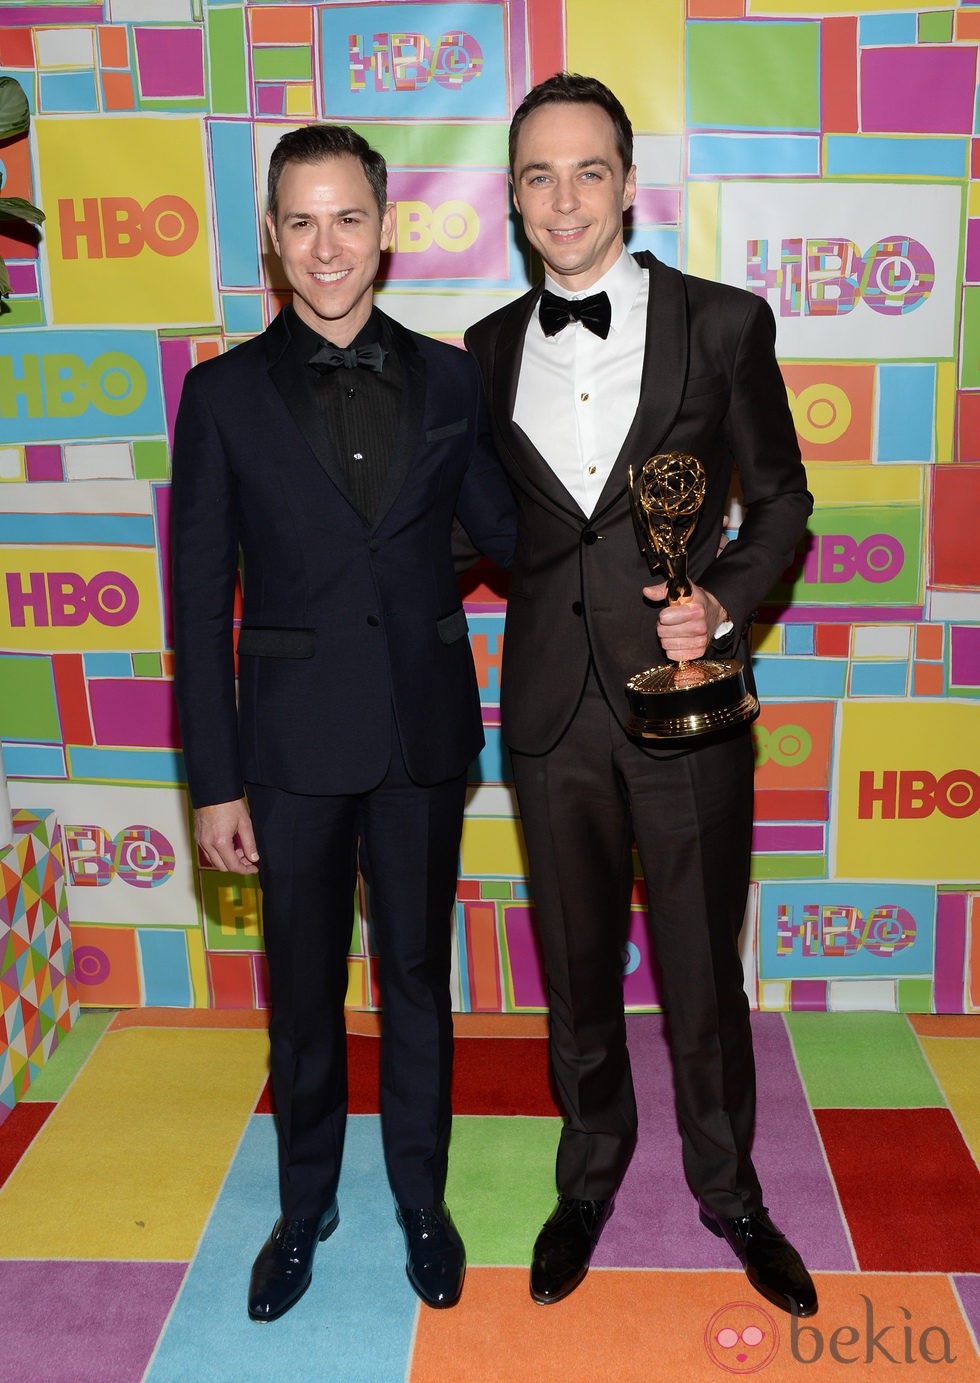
[425,418,468,443]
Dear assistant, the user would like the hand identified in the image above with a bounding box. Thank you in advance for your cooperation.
[641,578,727,662]
[194,799,260,874]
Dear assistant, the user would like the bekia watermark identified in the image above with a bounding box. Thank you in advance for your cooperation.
[705,1295,958,1371]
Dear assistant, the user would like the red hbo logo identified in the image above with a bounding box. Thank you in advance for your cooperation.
[704,1302,779,1374]
[858,769,980,820]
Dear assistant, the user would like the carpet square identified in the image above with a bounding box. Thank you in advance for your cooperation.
[918,1036,980,1162]
[446,1115,560,1266]
[596,1014,853,1270]
[0,1099,52,1189]
[146,1115,417,1383]
[409,1269,979,1381]
[255,1032,560,1118]
[0,1261,185,1383]
[816,1108,980,1272]
[785,1012,942,1107]
[0,1028,268,1260]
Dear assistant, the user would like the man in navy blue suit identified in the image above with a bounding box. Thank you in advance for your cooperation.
[171,124,515,1322]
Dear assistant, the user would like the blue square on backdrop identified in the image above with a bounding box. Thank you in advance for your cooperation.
[139,930,193,1007]
[221,293,265,335]
[83,652,133,677]
[858,14,917,46]
[39,70,99,113]
[784,624,815,656]
[849,661,908,697]
[878,364,935,462]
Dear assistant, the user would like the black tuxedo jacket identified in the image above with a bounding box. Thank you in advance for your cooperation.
[464,251,812,755]
[172,307,516,806]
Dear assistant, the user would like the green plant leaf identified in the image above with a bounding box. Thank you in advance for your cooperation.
[0,196,44,226]
[0,76,30,141]
[0,256,11,298]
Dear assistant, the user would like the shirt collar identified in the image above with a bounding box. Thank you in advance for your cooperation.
[541,247,643,335]
[287,302,383,354]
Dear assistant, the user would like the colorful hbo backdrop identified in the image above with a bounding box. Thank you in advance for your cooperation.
[0,2,978,1020]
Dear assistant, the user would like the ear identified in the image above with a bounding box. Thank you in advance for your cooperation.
[380,202,396,252]
[623,164,637,213]
[265,210,280,255]
[509,175,522,218]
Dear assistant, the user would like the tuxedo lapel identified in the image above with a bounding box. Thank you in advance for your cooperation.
[592,252,690,521]
[263,310,356,506]
[371,312,426,531]
[486,286,586,521]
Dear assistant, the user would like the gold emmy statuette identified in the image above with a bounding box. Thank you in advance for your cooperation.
[625,452,759,739]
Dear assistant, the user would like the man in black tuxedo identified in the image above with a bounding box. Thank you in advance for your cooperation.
[171,124,515,1321]
[464,74,817,1316]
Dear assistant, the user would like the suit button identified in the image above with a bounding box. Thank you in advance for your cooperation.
[571,601,583,616]
[366,615,380,627]
[369,539,380,552]
[582,530,598,545]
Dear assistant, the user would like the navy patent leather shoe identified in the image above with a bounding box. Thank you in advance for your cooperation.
[699,1202,818,1317]
[530,1194,613,1304]
[247,1203,339,1322]
[395,1202,466,1308]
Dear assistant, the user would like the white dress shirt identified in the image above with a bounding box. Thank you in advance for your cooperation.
[513,247,648,516]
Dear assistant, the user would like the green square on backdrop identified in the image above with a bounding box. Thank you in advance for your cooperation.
[133,439,170,480]
[918,11,954,43]
[897,977,934,1013]
[132,653,163,677]
[1,655,60,741]
[688,21,820,131]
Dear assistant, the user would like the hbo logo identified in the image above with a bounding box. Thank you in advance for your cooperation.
[58,195,198,260]
[65,825,176,888]
[391,200,479,253]
[6,571,140,628]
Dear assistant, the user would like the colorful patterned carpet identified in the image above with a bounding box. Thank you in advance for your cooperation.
[1,1009,979,1382]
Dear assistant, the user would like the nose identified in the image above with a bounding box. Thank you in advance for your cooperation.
[312,225,340,261]
[552,175,580,214]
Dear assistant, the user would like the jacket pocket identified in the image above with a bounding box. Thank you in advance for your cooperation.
[237,626,315,658]
[683,372,727,400]
[436,608,469,644]
[425,418,468,442]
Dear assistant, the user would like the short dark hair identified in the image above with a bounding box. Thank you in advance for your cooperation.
[509,72,634,176]
[267,124,388,222]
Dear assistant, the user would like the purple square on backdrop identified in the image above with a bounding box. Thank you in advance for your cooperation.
[6,262,38,295]
[25,444,63,481]
[790,978,828,1011]
[967,221,980,284]
[861,46,977,134]
[256,84,286,116]
[503,905,547,1008]
[134,26,205,100]
[950,625,980,688]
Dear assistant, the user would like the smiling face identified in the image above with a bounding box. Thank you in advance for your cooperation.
[511,101,636,293]
[265,155,395,345]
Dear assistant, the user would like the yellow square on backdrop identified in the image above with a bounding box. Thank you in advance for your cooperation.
[36,116,216,326]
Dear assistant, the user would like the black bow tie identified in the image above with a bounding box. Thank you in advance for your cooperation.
[308,340,387,374]
[539,289,611,340]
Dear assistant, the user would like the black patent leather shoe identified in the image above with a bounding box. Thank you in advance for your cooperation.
[247,1203,340,1322]
[530,1194,613,1304]
[699,1202,818,1317]
[396,1202,466,1308]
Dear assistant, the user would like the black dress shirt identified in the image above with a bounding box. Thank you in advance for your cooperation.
[287,305,402,523]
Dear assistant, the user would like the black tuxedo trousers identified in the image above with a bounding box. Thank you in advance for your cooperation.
[511,671,763,1215]
[247,720,467,1219]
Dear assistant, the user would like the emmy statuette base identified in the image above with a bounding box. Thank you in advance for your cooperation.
[625,658,759,740]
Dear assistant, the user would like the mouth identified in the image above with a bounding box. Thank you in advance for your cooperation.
[311,269,351,283]
[548,227,587,241]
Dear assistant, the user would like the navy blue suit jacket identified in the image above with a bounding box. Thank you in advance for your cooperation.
[172,307,516,806]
